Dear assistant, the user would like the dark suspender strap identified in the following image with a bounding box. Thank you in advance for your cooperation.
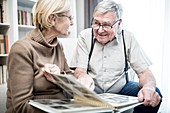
[87,29,95,73]
[122,30,129,83]
[87,29,129,83]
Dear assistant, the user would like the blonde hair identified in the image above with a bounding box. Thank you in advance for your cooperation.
[32,0,71,29]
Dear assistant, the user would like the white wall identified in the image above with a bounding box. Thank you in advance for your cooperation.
[76,0,85,34]
[113,0,164,87]
[68,0,77,39]
[58,38,77,66]
[161,0,170,112]
[58,0,78,65]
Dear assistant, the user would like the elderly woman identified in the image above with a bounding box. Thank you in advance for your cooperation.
[6,0,73,113]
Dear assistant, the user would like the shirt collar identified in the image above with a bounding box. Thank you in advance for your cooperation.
[114,30,122,44]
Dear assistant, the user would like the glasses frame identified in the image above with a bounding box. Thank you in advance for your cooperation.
[57,14,73,21]
[91,18,121,30]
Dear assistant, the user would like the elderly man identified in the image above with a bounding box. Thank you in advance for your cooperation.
[70,0,162,113]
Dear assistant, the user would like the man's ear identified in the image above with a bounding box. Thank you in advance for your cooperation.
[117,19,122,30]
[118,19,122,25]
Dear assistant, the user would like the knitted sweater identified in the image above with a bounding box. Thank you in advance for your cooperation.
[6,28,70,113]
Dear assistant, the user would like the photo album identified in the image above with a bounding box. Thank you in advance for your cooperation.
[29,73,142,113]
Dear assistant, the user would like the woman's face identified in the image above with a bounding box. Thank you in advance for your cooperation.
[53,12,73,36]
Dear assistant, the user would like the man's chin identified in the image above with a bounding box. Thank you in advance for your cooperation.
[97,39,109,45]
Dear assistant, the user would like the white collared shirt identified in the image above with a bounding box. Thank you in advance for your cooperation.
[70,28,152,93]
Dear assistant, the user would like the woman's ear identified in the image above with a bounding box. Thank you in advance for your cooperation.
[48,14,56,25]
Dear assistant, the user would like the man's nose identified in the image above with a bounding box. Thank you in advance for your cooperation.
[98,25,105,32]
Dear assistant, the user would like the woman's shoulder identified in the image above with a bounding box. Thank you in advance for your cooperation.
[10,37,32,54]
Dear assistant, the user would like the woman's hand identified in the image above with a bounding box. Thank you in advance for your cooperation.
[42,64,60,84]
[42,64,60,75]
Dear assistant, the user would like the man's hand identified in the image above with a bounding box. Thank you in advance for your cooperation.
[74,67,95,91]
[77,74,95,91]
[138,87,161,107]
[138,68,161,107]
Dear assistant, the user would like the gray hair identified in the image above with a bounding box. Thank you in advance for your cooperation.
[93,0,123,20]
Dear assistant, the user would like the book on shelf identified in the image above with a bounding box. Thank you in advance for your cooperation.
[0,66,2,84]
[0,34,8,54]
[4,34,8,53]
[0,65,7,84]
[29,73,143,113]
[2,0,7,23]
[0,34,4,54]
[0,0,7,23]
[18,9,33,26]
[2,65,7,84]
[0,3,2,23]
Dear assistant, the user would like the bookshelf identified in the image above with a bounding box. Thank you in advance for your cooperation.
[0,0,77,85]
[0,0,36,84]
[18,0,35,38]
[0,0,9,85]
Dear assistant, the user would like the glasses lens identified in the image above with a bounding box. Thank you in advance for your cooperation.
[91,18,120,30]
[92,23,112,30]
[92,24,99,29]
[103,25,112,30]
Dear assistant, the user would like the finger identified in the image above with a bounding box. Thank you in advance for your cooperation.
[41,67,45,72]
[51,66,60,72]
[143,95,152,106]
[138,90,144,102]
[44,73,50,81]
[44,72,50,79]
[150,92,161,107]
[150,101,156,107]
[144,100,151,106]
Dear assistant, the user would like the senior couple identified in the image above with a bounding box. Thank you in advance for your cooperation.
[6,0,162,113]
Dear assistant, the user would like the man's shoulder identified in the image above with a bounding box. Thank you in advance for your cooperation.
[78,28,93,43]
[79,28,92,36]
[123,29,134,37]
[121,29,136,42]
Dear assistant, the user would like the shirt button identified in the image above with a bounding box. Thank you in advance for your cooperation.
[104,69,106,72]
[104,56,107,58]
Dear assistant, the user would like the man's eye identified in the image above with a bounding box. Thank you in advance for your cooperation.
[94,22,99,25]
[103,24,111,27]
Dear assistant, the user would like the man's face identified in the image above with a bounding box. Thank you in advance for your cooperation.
[92,12,121,45]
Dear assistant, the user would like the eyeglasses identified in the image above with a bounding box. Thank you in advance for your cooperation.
[57,14,73,21]
[91,19,120,30]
